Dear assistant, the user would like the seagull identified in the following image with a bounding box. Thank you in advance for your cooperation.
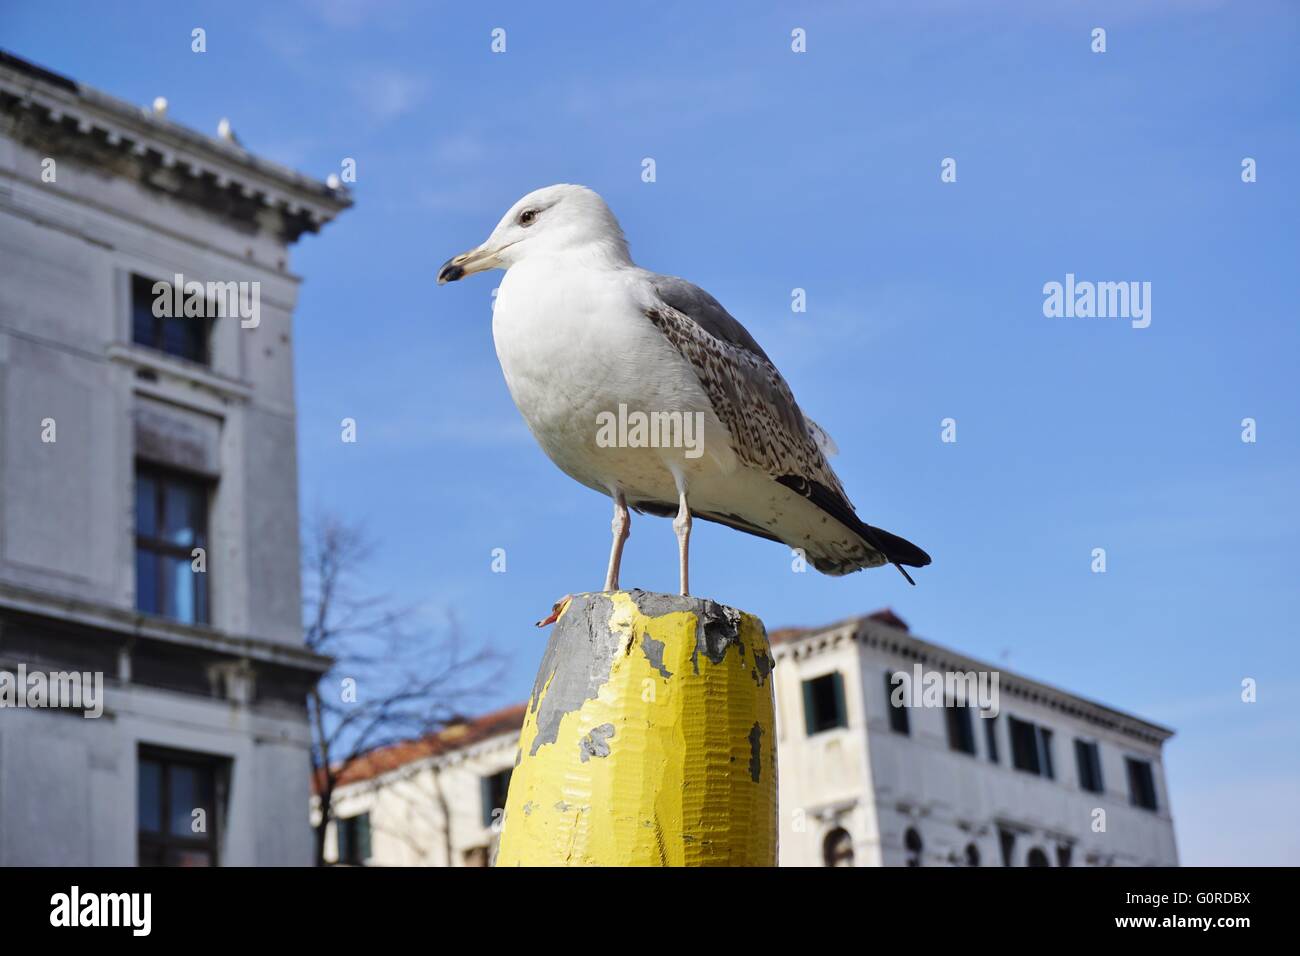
[216,117,241,146]
[437,185,930,595]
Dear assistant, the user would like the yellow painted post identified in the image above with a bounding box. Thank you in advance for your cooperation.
[496,590,778,866]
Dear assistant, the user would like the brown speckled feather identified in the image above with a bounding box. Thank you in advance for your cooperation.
[642,275,930,581]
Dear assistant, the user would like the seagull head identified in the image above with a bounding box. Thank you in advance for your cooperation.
[437,184,628,284]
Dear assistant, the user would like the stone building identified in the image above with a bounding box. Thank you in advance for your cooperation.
[771,609,1177,867]
[0,50,349,865]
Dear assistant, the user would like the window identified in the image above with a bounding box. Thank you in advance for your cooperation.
[336,812,372,865]
[802,672,847,735]
[1009,716,1054,779]
[884,670,909,735]
[822,827,854,867]
[1075,739,1104,793]
[131,273,211,364]
[1026,847,1050,867]
[1010,718,1038,773]
[1057,843,1073,868]
[138,746,226,866]
[945,701,976,755]
[984,713,999,764]
[481,768,512,828]
[904,827,923,867]
[965,843,980,867]
[135,466,210,625]
[1126,757,1159,811]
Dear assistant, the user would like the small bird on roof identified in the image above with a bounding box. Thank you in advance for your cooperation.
[438,185,930,595]
[216,117,241,146]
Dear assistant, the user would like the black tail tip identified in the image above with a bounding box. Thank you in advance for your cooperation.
[867,526,931,573]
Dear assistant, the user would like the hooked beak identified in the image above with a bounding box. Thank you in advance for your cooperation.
[437,243,499,285]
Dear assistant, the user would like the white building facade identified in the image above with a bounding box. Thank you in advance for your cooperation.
[0,51,348,865]
[772,609,1177,867]
[318,610,1177,867]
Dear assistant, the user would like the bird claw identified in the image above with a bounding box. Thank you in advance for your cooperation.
[535,594,573,628]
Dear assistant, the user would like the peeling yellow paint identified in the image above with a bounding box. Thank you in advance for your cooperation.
[497,591,777,866]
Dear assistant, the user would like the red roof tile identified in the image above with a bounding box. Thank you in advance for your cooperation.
[314,702,526,793]
[866,608,909,632]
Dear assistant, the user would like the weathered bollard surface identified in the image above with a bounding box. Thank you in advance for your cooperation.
[496,590,777,866]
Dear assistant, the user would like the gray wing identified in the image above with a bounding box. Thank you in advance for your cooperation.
[644,273,849,502]
[652,275,774,364]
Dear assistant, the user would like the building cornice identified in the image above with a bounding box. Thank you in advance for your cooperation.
[107,343,255,405]
[0,580,330,676]
[773,615,1175,747]
[0,50,351,243]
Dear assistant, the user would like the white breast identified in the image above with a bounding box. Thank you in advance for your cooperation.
[491,257,735,501]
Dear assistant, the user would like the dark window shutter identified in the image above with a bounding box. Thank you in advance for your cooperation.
[947,704,975,755]
[831,672,847,729]
[357,813,371,862]
[1075,739,1104,792]
[802,678,818,736]
[337,818,352,863]
[1010,717,1039,774]
[480,774,495,828]
[1126,758,1158,811]
[885,671,910,735]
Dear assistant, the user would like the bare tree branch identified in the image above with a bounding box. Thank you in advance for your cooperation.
[304,509,503,865]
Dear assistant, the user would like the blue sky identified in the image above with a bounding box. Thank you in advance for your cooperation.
[7,0,1297,865]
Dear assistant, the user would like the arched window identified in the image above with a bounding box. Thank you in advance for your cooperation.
[822,827,854,867]
[904,827,923,867]
[1026,847,1050,867]
[965,843,980,867]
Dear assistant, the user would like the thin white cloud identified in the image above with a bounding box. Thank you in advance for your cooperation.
[301,0,402,29]
[432,132,488,166]
[353,67,430,122]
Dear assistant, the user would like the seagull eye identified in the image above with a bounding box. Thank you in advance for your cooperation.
[518,208,538,226]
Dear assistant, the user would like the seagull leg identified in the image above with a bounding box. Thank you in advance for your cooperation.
[673,487,692,596]
[604,490,630,592]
